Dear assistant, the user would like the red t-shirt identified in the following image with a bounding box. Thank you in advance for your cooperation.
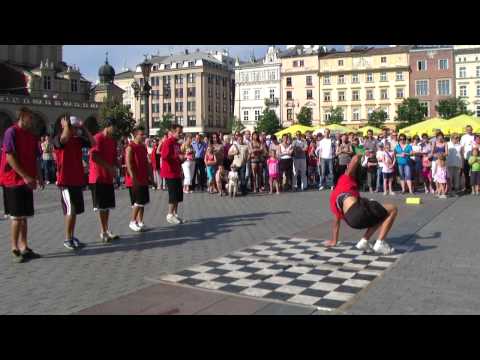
[329,174,360,220]
[88,132,117,184]
[53,135,90,187]
[125,142,149,187]
[0,124,39,188]
[160,135,182,179]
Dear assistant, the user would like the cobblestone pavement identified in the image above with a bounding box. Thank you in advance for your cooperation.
[1,186,478,314]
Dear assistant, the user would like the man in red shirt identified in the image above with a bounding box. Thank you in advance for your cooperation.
[161,124,185,224]
[0,107,44,263]
[89,118,119,243]
[53,115,95,250]
[326,155,397,255]
[125,127,152,232]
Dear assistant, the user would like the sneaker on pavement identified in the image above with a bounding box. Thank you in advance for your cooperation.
[355,239,374,254]
[12,249,25,263]
[21,248,41,260]
[106,231,119,240]
[373,240,395,255]
[100,232,112,244]
[319,186,325,191]
[129,221,141,232]
[63,240,75,250]
[174,215,185,224]
[72,237,85,249]
[166,214,181,224]
[137,222,146,231]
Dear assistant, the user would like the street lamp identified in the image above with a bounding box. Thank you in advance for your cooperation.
[139,55,152,136]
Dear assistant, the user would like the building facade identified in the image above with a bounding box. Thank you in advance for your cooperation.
[280,46,323,126]
[409,46,455,117]
[0,45,63,69]
[234,46,282,131]
[319,46,411,126]
[133,49,235,135]
[113,69,135,110]
[454,45,480,117]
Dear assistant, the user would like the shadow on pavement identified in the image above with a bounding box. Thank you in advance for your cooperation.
[388,231,441,253]
[40,211,290,259]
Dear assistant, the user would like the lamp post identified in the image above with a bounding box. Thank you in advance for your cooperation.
[139,55,152,136]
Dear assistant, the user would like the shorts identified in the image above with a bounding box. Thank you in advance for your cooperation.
[398,164,412,181]
[166,178,183,204]
[60,186,85,216]
[90,183,115,211]
[344,198,389,230]
[279,158,293,173]
[128,186,150,207]
[3,185,34,219]
[383,172,394,180]
[421,168,432,181]
[206,166,216,182]
[471,172,480,186]
[269,173,280,181]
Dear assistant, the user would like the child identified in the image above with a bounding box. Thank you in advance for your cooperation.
[468,147,480,195]
[215,165,227,196]
[421,151,434,194]
[227,165,239,198]
[267,150,280,195]
[362,149,378,193]
[307,140,318,188]
[376,143,384,193]
[382,143,396,196]
[204,145,217,194]
[433,154,448,198]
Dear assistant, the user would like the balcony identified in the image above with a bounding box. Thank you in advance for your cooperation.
[265,98,279,107]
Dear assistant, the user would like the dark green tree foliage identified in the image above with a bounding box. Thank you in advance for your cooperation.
[227,116,245,134]
[98,99,136,138]
[367,109,388,128]
[156,113,173,137]
[296,106,313,126]
[396,98,427,128]
[256,109,282,134]
[326,106,344,125]
[435,97,474,119]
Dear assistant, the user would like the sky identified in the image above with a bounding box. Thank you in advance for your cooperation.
[63,45,346,82]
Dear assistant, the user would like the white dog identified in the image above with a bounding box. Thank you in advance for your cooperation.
[228,167,239,198]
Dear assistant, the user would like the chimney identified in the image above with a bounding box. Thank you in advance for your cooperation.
[344,45,352,52]
[185,49,189,55]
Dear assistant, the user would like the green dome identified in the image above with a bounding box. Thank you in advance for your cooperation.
[98,59,115,83]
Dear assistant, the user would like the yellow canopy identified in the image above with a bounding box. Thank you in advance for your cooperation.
[275,124,314,138]
[401,118,446,137]
[439,115,480,135]
[357,125,383,136]
[323,124,354,133]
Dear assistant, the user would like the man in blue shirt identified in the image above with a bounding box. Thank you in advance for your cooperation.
[192,133,207,191]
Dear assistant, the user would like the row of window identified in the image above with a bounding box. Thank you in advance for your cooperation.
[284,107,392,123]
[459,85,480,97]
[320,71,404,86]
[415,79,452,96]
[458,66,480,78]
[152,115,197,127]
[319,88,405,102]
[286,75,314,87]
[243,109,262,122]
[242,88,276,101]
[457,56,480,63]
[208,87,228,99]
[207,102,229,113]
[337,56,389,67]
[150,87,197,99]
[42,76,79,93]
[416,59,449,71]
[238,70,278,83]
[206,116,229,128]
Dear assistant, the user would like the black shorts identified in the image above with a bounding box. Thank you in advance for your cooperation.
[60,186,85,216]
[3,185,34,219]
[344,198,388,230]
[383,172,394,180]
[128,186,150,207]
[471,172,480,186]
[166,178,183,204]
[90,183,115,211]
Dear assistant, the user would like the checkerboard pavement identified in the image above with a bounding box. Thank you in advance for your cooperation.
[159,236,403,312]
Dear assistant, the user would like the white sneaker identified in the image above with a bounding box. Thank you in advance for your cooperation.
[100,232,111,243]
[129,221,141,232]
[356,239,374,254]
[373,240,395,255]
[174,215,185,224]
[319,186,325,191]
[138,222,146,230]
[389,191,396,196]
[106,230,119,240]
[166,214,181,224]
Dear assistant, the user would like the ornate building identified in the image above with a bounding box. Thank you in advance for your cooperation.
[91,55,124,103]
[454,45,480,117]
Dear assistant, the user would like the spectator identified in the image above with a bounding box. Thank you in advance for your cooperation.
[468,147,480,195]
[204,145,217,194]
[362,149,378,193]
[278,134,294,191]
[410,135,423,187]
[461,125,475,193]
[395,134,414,194]
[447,134,464,193]
[181,134,195,194]
[382,143,396,195]
[41,135,55,184]
[248,132,266,193]
[433,154,448,198]
[229,132,249,196]
[192,133,207,191]
[363,130,378,152]
[376,143,385,193]
[307,137,318,188]
[334,134,353,186]
[317,129,334,190]
[267,149,280,195]
[292,131,308,191]
[223,134,232,171]
[430,131,448,191]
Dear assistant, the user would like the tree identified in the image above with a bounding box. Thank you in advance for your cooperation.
[227,116,245,134]
[435,97,474,119]
[156,113,173,137]
[396,98,427,129]
[326,106,344,125]
[296,106,312,126]
[367,109,388,128]
[98,99,136,139]
[255,109,282,135]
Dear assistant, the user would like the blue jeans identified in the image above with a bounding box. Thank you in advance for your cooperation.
[319,158,333,188]
[238,164,247,195]
[398,163,412,181]
[376,167,384,192]
[42,159,55,183]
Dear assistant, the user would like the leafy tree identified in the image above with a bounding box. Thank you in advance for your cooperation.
[367,109,388,128]
[296,106,312,126]
[256,109,282,135]
[98,99,136,139]
[396,98,427,128]
[156,113,173,137]
[326,106,344,125]
[227,116,245,134]
[435,97,474,119]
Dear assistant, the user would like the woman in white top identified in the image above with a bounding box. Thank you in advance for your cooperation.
[278,134,294,191]
[447,134,464,193]
[410,135,423,186]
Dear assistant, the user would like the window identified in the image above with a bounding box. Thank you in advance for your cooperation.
[396,88,404,99]
[338,74,345,84]
[254,89,261,100]
[352,90,359,101]
[215,75,220,85]
[269,89,275,100]
[187,74,196,83]
[43,76,51,90]
[163,103,172,113]
[223,91,227,100]
[187,116,196,127]
[243,110,249,122]
[476,105,480,117]
[293,60,298,67]
[175,88,183,98]
[216,88,220,98]
[477,66,480,78]
[286,91,292,100]
[366,72,373,82]
[242,90,248,100]
[439,59,448,70]
[187,101,196,111]
[287,109,293,121]
[381,89,388,99]
[338,59,344,66]
[352,108,360,121]
[187,87,196,97]
[255,110,261,121]
[459,67,466,78]
[338,91,345,101]
[324,74,331,85]
[306,90,313,99]
[352,73,359,83]
[460,85,467,97]
[324,113,331,122]
[306,76,312,86]
[163,75,171,85]
[380,72,387,82]
[175,75,183,84]
[366,89,374,100]
[223,102,227,112]
[396,71,403,81]
[299,60,304,67]
[381,56,387,63]
[216,102,220,113]
[208,87,213,98]
[175,116,183,125]
[416,80,429,96]
[324,92,331,102]
[477,85,480,97]
[70,79,78,92]
[208,102,212,112]
[286,77,292,87]
[382,107,390,119]
[175,101,183,112]
[417,60,427,71]
[437,79,451,96]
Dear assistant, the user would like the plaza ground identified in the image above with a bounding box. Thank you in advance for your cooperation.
[1,186,479,315]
